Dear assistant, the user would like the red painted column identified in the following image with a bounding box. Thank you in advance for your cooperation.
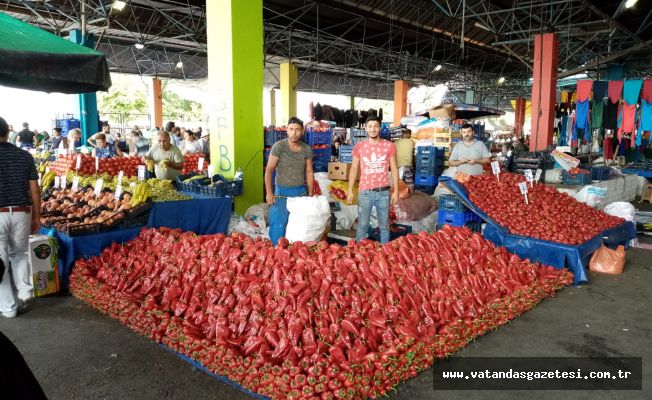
[393,80,409,125]
[530,33,558,151]
[514,97,526,137]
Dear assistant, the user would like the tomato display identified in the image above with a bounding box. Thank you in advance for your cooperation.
[463,172,624,245]
[49,154,142,177]
[71,226,572,399]
[181,153,208,175]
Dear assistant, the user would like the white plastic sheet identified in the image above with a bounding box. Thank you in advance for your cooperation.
[286,196,331,242]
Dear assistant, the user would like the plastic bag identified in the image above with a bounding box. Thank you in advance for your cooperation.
[314,172,333,197]
[243,203,270,229]
[329,180,358,204]
[589,245,625,275]
[603,202,636,222]
[393,180,410,199]
[286,196,330,243]
[574,186,607,207]
[393,192,437,221]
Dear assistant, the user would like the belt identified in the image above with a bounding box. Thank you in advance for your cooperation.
[0,206,31,213]
[367,186,391,192]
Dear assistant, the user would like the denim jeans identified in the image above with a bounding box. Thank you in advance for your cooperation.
[269,185,307,245]
[356,189,390,243]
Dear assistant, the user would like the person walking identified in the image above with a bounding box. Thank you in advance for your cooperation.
[347,116,399,243]
[0,117,41,318]
[265,117,314,245]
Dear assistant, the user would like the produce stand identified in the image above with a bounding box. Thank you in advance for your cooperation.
[438,176,636,285]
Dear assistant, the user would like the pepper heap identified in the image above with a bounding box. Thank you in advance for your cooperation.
[71,226,573,399]
[463,172,624,245]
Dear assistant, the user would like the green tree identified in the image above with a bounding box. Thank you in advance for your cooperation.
[162,91,203,121]
[97,84,148,115]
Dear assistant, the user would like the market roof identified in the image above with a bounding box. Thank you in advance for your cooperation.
[0,12,112,93]
[1,0,651,105]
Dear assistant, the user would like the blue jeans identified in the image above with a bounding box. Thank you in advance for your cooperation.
[356,189,390,243]
[269,185,307,245]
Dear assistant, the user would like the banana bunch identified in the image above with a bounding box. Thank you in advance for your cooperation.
[38,161,49,174]
[131,182,150,207]
[40,171,57,188]
[146,159,155,172]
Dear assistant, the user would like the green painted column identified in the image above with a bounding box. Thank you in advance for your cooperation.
[206,0,263,214]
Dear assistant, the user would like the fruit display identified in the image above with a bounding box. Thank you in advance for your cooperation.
[59,173,190,202]
[463,172,624,244]
[49,154,142,176]
[566,167,590,175]
[40,171,57,188]
[130,182,150,207]
[71,225,573,400]
[181,153,208,175]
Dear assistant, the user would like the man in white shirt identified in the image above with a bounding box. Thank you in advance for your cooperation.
[448,123,491,175]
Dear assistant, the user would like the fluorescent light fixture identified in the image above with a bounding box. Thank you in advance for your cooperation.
[474,22,491,31]
[134,42,144,50]
[498,76,506,84]
[112,0,127,11]
[434,64,442,72]
[176,61,184,69]
[625,0,637,8]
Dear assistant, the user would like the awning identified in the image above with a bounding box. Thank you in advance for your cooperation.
[0,12,111,93]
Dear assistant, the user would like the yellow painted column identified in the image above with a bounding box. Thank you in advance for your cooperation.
[280,62,297,124]
[350,95,355,110]
[150,78,163,129]
[206,0,263,214]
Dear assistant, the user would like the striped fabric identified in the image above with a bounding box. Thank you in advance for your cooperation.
[0,143,38,207]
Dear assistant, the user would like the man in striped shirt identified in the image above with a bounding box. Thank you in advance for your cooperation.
[0,117,41,318]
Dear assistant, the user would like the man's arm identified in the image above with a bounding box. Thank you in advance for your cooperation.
[347,156,360,205]
[305,158,315,196]
[29,180,41,233]
[87,133,98,147]
[265,156,279,204]
[448,146,466,166]
[390,154,399,203]
[115,145,124,157]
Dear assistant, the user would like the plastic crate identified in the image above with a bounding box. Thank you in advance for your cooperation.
[313,158,329,173]
[197,180,243,197]
[437,209,479,226]
[264,129,287,147]
[338,144,354,163]
[414,174,437,186]
[416,146,445,158]
[352,135,368,145]
[304,129,332,146]
[263,147,271,165]
[123,211,150,229]
[438,194,468,212]
[591,166,611,181]
[368,224,412,242]
[64,222,100,237]
[562,170,592,185]
[100,212,126,233]
[414,185,436,195]
[176,174,208,192]
[312,147,331,159]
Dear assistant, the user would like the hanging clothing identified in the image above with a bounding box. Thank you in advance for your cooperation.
[566,111,575,145]
[608,80,624,104]
[619,136,631,155]
[603,137,614,160]
[642,79,652,103]
[560,115,568,146]
[592,81,608,101]
[576,80,593,102]
[604,100,619,130]
[618,103,637,147]
[638,100,652,146]
[591,100,605,131]
[623,80,643,105]
[573,100,590,142]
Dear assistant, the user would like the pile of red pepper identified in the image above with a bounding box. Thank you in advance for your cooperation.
[70,226,572,399]
[463,173,624,245]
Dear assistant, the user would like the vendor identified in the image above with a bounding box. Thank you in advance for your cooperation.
[394,129,414,181]
[180,130,203,155]
[91,133,123,159]
[265,117,314,245]
[448,123,491,175]
[142,131,184,180]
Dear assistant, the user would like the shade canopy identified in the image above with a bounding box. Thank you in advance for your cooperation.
[0,12,111,94]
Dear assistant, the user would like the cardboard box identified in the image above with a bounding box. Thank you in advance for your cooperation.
[428,104,456,119]
[28,235,59,297]
[328,162,359,181]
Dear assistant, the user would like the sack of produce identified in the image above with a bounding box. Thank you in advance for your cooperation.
[604,202,636,222]
[393,191,437,221]
[285,196,330,243]
[589,244,625,275]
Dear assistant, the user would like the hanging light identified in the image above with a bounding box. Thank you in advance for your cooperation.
[176,61,184,69]
[134,42,144,50]
[625,0,638,8]
[112,0,127,11]
[434,64,442,72]
[498,76,506,84]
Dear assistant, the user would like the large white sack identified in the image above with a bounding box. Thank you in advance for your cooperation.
[286,196,331,242]
[603,202,636,222]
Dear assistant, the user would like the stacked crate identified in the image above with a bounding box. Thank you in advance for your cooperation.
[413,146,445,195]
[432,129,461,166]
[305,127,332,172]
[437,194,482,232]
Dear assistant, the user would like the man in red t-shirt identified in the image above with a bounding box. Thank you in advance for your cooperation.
[347,116,399,243]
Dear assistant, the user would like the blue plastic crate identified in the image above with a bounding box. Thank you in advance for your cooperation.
[416,146,445,158]
[368,224,412,242]
[562,170,592,185]
[312,147,331,159]
[304,129,332,146]
[414,184,436,195]
[338,144,354,163]
[263,147,271,165]
[414,174,437,186]
[313,156,330,172]
[591,166,611,181]
[415,158,445,171]
[264,129,287,147]
[438,209,479,226]
[438,194,468,212]
[352,136,368,145]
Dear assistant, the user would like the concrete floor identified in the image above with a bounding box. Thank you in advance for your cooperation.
[1,233,651,400]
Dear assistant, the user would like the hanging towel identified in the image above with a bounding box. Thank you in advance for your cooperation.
[560,91,570,103]
[576,80,593,102]
[603,137,614,160]
[604,100,619,130]
[592,81,608,101]
[608,80,624,104]
[623,80,643,105]
[560,114,568,145]
[642,79,652,103]
[591,99,604,131]
[638,100,652,146]
[618,103,637,146]
[573,100,590,142]
[567,111,575,145]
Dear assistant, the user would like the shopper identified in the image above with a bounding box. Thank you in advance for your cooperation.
[50,127,65,151]
[87,122,115,147]
[198,131,210,155]
[394,129,414,181]
[331,137,342,160]
[448,123,491,175]
[143,131,184,180]
[180,130,203,155]
[91,133,123,159]
[0,116,40,319]
[128,129,150,156]
[68,128,82,150]
[265,117,314,245]
[8,124,17,145]
[15,122,35,149]
[347,116,399,244]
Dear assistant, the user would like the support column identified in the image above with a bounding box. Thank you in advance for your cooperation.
[280,63,297,123]
[514,97,526,137]
[530,33,559,151]
[350,95,355,110]
[270,89,276,126]
[69,29,98,142]
[393,80,409,125]
[207,0,263,213]
[150,78,163,129]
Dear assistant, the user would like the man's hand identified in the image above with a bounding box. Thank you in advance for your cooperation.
[266,192,275,205]
[467,159,475,165]
[347,191,354,205]
[459,158,468,164]
[31,216,40,234]
[391,190,399,204]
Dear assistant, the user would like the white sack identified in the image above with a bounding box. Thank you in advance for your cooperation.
[286,196,331,242]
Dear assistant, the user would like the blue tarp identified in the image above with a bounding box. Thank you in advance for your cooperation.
[438,176,636,285]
